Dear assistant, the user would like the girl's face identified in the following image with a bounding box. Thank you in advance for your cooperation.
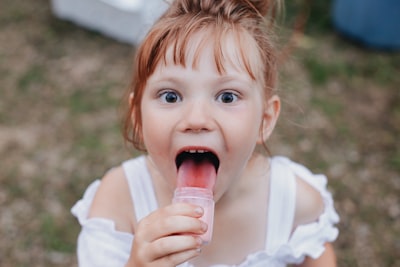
[140,31,274,201]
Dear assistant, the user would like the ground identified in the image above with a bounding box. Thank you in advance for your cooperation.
[0,1,399,266]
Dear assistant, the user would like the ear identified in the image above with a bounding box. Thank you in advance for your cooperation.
[257,95,280,144]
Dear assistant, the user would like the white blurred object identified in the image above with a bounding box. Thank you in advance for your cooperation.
[98,0,142,11]
[51,0,169,45]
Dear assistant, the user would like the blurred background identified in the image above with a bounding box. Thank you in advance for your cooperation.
[0,0,399,266]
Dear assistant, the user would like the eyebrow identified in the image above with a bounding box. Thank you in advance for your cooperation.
[148,75,183,84]
[217,75,252,84]
[149,73,253,88]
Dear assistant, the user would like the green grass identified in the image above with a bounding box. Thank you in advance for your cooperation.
[67,84,121,114]
[389,150,400,171]
[303,57,358,85]
[2,168,24,198]
[311,95,343,118]
[41,214,76,253]
[17,65,46,92]
[359,55,400,86]
[284,0,333,34]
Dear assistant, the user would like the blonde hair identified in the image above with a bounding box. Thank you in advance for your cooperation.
[123,0,281,150]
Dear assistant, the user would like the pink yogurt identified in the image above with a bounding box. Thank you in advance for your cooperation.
[173,187,215,244]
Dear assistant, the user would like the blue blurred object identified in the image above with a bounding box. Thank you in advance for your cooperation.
[332,0,400,50]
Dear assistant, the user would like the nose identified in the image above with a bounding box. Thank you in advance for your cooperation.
[180,99,213,133]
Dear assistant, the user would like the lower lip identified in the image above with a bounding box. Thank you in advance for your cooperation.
[173,187,215,244]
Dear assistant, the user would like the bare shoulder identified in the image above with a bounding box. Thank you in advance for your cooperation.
[88,166,136,233]
[293,176,324,227]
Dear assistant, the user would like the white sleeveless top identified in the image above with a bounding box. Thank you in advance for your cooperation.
[72,156,339,267]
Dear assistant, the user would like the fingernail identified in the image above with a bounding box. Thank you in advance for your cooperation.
[196,237,203,246]
[196,248,202,254]
[201,222,208,232]
[194,207,204,215]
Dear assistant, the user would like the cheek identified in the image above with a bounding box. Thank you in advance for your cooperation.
[142,125,163,150]
[233,104,263,137]
[223,109,262,165]
[230,108,264,157]
[140,104,164,149]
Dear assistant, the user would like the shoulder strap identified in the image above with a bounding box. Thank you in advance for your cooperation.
[122,156,158,222]
[265,157,297,254]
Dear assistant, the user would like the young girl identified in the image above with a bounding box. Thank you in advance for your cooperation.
[72,0,339,266]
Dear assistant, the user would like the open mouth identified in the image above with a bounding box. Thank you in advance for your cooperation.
[175,150,220,190]
[176,150,220,172]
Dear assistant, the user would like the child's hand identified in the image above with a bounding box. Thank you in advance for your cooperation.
[126,203,207,267]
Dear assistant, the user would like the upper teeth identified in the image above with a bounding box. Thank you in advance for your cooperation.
[187,149,206,153]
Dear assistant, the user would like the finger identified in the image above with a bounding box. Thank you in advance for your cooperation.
[149,235,202,260]
[133,235,201,265]
[130,204,206,266]
[155,247,202,267]
[135,203,205,241]
[130,246,200,267]
[137,214,207,243]
[158,202,204,218]
[135,202,203,236]
[160,213,208,236]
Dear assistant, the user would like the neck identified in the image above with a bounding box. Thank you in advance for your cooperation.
[145,156,175,207]
[215,153,270,208]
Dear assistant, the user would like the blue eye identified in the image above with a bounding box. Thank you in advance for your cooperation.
[159,90,181,103]
[217,92,238,103]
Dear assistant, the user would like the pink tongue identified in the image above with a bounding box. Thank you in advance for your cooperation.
[177,159,216,190]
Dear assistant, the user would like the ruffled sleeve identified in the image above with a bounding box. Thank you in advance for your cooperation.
[270,157,340,264]
[71,180,134,267]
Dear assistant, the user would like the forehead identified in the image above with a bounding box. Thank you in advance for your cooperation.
[160,27,264,81]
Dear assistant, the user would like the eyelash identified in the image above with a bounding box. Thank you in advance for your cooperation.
[158,90,182,103]
[216,91,240,103]
[157,89,241,104]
